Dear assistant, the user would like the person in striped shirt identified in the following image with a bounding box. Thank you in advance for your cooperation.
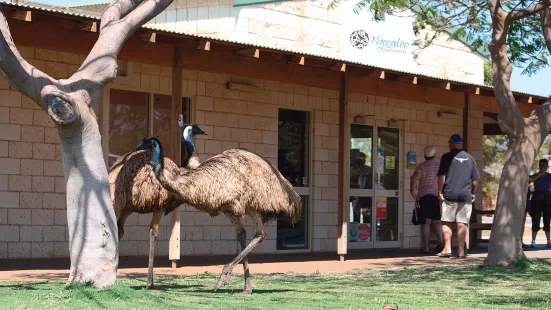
[411,146,444,254]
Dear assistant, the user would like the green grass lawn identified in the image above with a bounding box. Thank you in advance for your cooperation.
[1,259,550,310]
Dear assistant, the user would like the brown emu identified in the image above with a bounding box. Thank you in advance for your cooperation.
[108,124,206,288]
[137,136,302,295]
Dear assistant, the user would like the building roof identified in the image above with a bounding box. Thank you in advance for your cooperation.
[0,0,547,101]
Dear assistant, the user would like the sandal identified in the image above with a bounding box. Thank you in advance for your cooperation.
[455,255,467,259]
[435,242,445,254]
[436,252,452,258]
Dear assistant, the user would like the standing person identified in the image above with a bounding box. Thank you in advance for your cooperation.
[410,146,444,254]
[528,158,551,248]
[437,134,480,258]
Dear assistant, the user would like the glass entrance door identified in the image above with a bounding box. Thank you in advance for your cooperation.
[348,125,401,249]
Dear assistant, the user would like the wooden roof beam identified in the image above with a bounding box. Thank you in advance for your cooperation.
[236,48,260,58]
[198,39,211,51]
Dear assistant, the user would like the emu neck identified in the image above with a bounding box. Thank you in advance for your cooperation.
[182,137,201,169]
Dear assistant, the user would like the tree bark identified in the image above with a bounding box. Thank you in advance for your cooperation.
[485,0,551,266]
[0,0,174,288]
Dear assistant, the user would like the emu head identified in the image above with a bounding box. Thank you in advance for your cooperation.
[182,124,207,143]
[135,137,164,168]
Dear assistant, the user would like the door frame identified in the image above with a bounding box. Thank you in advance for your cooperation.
[347,123,403,249]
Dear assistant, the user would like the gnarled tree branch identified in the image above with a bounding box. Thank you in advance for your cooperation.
[76,0,174,86]
[509,1,549,21]
[0,6,55,102]
[540,0,551,54]
[487,0,525,138]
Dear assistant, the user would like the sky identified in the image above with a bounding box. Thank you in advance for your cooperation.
[29,0,551,97]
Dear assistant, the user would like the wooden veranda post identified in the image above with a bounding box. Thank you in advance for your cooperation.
[169,46,182,268]
[337,70,349,261]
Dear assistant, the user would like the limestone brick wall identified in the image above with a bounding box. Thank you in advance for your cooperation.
[0,46,484,259]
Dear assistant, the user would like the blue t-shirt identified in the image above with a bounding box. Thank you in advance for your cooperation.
[532,173,551,200]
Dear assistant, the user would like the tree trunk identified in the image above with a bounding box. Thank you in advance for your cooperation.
[59,114,118,288]
[485,136,535,265]
[484,1,551,266]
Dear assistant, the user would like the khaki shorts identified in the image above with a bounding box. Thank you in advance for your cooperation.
[441,200,472,224]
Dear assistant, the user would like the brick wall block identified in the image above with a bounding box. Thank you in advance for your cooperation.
[43,226,66,242]
[0,226,19,241]
[20,192,42,209]
[31,210,54,226]
[43,193,66,209]
[8,142,32,158]
[21,126,44,142]
[0,191,19,208]
[8,242,30,258]
[53,242,69,257]
[32,242,54,258]
[0,141,7,157]
[33,143,56,160]
[21,159,44,176]
[9,108,33,125]
[20,226,43,242]
[0,90,22,108]
[32,176,55,192]
[0,124,21,141]
[8,209,31,225]
[8,175,32,191]
[44,161,63,176]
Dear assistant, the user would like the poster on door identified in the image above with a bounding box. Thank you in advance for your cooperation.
[376,197,387,219]
[358,223,371,241]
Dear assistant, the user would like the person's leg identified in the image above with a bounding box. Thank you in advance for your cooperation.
[543,201,551,246]
[439,200,456,256]
[422,219,431,252]
[531,200,543,246]
[428,195,444,252]
[456,202,473,258]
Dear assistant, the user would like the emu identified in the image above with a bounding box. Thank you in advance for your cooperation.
[108,124,206,288]
[136,136,302,294]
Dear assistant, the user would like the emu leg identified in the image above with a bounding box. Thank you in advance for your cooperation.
[116,209,132,241]
[147,210,163,288]
[216,212,265,293]
[225,213,253,294]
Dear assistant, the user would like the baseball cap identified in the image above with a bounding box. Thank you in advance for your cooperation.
[424,146,436,157]
[449,134,463,144]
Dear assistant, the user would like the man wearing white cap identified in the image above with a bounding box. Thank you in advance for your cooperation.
[411,146,444,254]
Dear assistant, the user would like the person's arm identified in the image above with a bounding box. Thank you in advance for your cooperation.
[437,154,448,201]
[471,158,480,202]
[471,180,478,202]
[410,170,421,200]
[529,171,544,183]
[438,175,445,201]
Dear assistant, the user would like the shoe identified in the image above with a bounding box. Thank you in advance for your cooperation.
[531,241,536,248]
[435,242,445,254]
[436,252,452,258]
[454,255,467,259]
[522,243,530,249]
[547,241,551,248]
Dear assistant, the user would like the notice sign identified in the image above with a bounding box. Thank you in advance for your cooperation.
[385,156,396,170]
[358,223,371,241]
[376,197,387,219]
[349,222,359,242]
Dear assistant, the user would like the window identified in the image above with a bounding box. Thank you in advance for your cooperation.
[277,109,309,187]
[108,89,191,167]
[277,108,309,250]
[108,89,149,167]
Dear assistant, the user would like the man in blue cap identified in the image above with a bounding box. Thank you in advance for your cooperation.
[436,134,480,258]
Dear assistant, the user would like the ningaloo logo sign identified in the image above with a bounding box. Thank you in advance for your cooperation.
[350,30,411,54]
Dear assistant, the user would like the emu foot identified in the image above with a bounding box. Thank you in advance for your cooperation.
[214,265,233,291]
[234,289,252,295]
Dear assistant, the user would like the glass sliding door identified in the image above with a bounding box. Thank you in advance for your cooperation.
[348,125,401,248]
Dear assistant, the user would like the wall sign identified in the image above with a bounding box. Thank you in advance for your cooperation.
[339,0,417,72]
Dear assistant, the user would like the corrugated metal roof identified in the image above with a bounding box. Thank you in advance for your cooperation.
[1,0,548,99]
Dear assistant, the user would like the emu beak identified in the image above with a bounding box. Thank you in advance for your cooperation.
[193,127,207,135]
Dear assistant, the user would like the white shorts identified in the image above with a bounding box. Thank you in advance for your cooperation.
[441,200,472,224]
